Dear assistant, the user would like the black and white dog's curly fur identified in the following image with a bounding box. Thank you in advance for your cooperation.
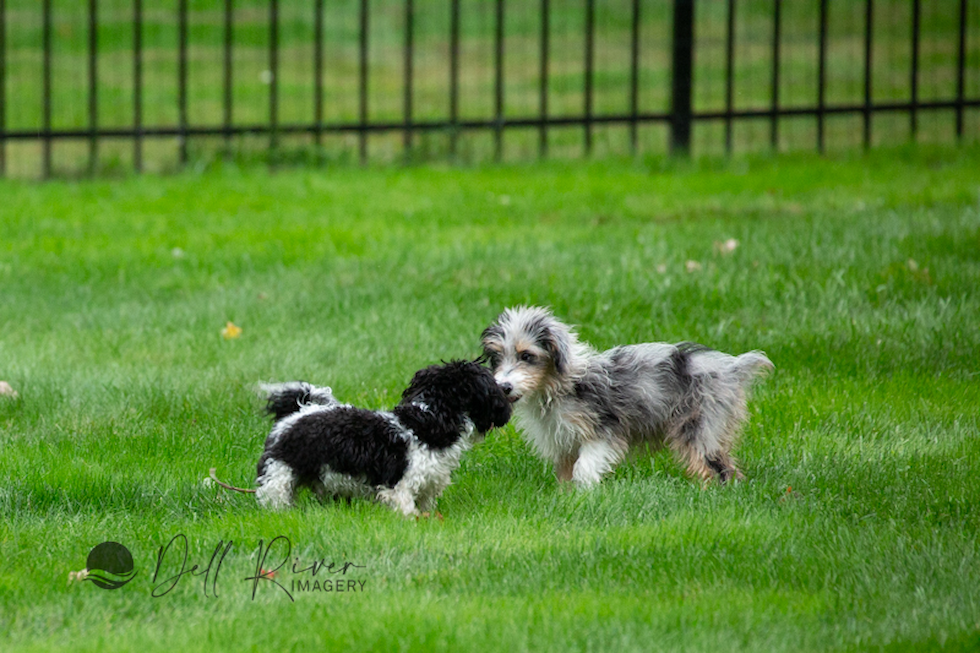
[481,306,772,487]
[255,360,511,516]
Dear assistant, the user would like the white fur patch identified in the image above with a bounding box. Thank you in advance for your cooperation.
[572,440,627,487]
[377,418,475,516]
[256,459,297,510]
[318,470,376,499]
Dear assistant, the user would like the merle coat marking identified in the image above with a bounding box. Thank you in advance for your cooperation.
[481,306,772,486]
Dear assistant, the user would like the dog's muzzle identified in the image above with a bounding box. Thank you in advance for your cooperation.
[499,382,521,404]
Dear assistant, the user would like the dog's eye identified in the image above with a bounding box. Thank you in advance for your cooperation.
[519,351,537,364]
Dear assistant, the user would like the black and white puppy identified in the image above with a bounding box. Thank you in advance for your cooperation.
[255,360,511,516]
[481,306,772,487]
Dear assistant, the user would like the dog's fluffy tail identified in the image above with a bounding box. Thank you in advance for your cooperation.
[260,381,338,421]
[732,351,774,385]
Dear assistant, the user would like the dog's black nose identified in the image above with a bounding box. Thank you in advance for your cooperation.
[500,382,513,395]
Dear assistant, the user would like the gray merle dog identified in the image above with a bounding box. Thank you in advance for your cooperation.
[481,306,772,487]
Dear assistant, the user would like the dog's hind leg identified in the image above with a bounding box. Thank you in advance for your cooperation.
[670,414,743,485]
[255,459,298,510]
[668,371,751,484]
[672,441,739,484]
[571,438,628,487]
[700,451,742,485]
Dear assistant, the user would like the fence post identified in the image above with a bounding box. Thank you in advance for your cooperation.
[269,0,279,158]
[133,0,143,172]
[670,0,694,156]
[539,0,549,158]
[88,0,98,175]
[177,0,188,165]
[42,0,53,177]
[0,0,6,177]
[403,0,414,157]
[449,0,460,159]
[224,0,235,157]
[359,0,368,164]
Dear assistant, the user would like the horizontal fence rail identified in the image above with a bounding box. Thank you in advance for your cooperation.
[0,0,977,178]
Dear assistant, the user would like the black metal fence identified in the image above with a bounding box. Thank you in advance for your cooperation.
[0,0,977,178]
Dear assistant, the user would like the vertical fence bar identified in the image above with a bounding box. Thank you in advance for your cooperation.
[724,0,735,154]
[359,0,368,164]
[269,0,279,158]
[449,0,459,159]
[817,0,827,154]
[88,0,98,174]
[178,0,188,165]
[223,0,233,156]
[0,0,6,177]
[539,0,549,157]
[314,0,324,150]
[494,0,504,161]
[629,0,640,155]
[863,0,873,149]
[1,2,972,179]
[909,0,919,140]
[133,0,142,172]
[770,0,781,150]
[584,0,594,155]
[403,0,414,156]
[42,0,52,178]
[670,0,694,156]
[955,0,966,140]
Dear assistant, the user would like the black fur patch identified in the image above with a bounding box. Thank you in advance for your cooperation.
[258,407,409,489]
[662,345,704,444]
[705,455,734,484]
[663,345,702,396]
[573,377,620,428]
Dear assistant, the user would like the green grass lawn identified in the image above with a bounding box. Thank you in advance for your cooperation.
[2,147,980,651]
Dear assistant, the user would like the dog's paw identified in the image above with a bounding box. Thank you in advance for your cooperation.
[414,511,444,522]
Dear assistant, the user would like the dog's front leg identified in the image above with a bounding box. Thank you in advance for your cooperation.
[376,487,419,517]
[571,439,627,487]
[555,453,578,483]
[417,489,440,514]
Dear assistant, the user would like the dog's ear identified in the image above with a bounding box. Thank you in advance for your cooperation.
[481,324,503,345]
[539,325,570,376]
[480,324,504,368]
[399,363,465,449]
[400,366,431,405]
